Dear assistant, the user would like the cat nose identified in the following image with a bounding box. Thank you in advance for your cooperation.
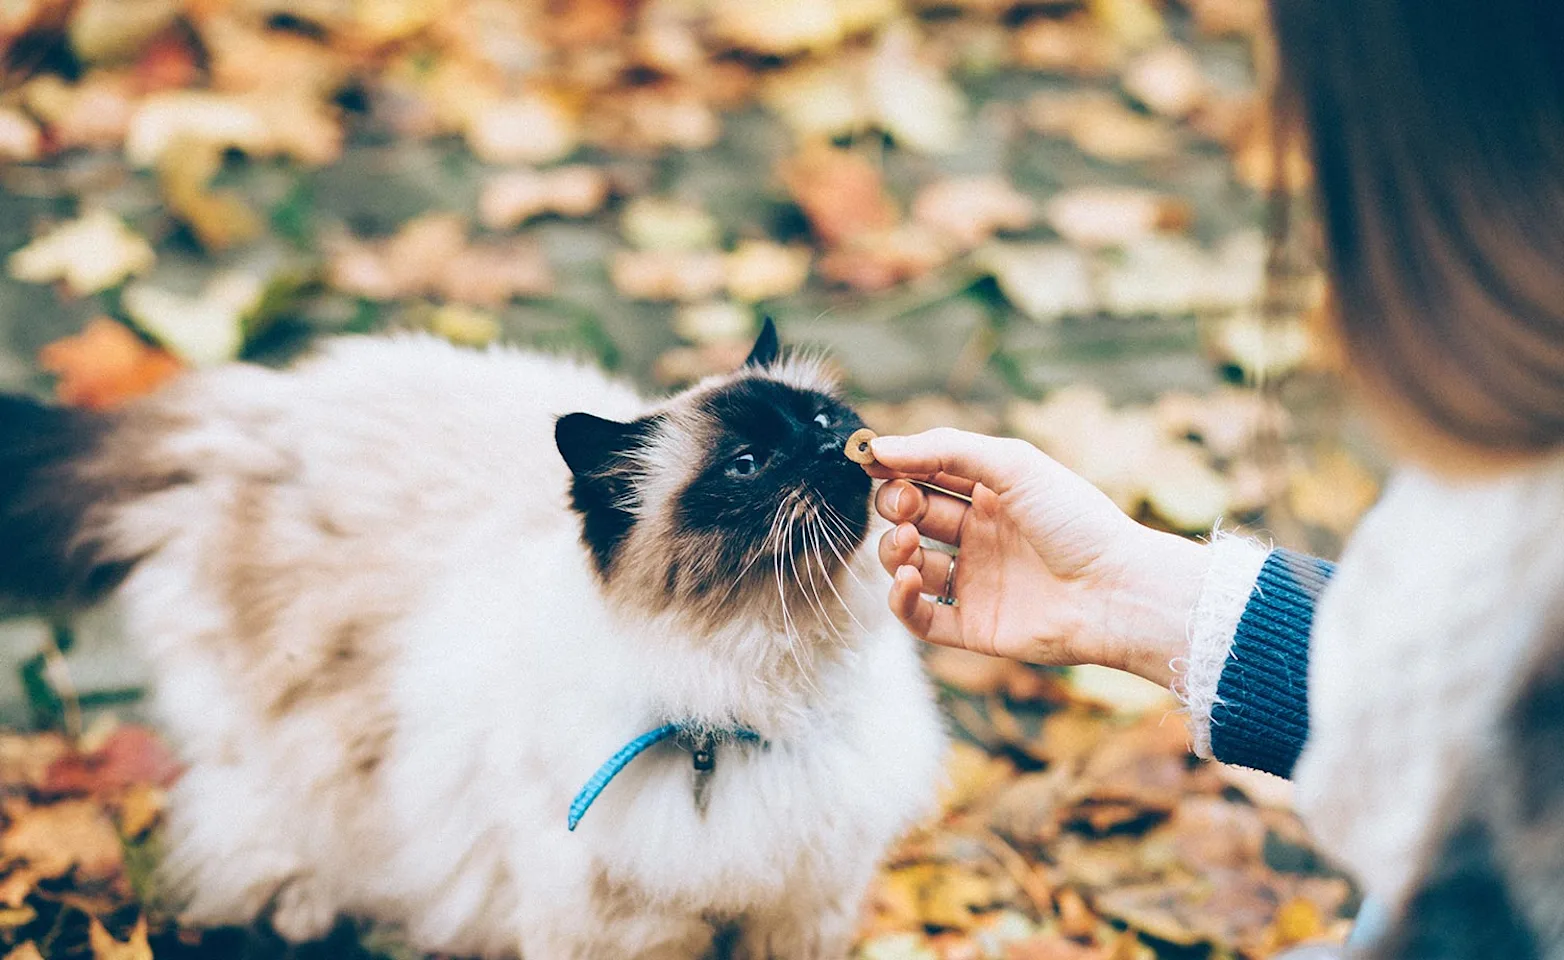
[813,424,858,458]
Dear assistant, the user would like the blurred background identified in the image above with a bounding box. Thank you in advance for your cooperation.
[0,1,1375,956]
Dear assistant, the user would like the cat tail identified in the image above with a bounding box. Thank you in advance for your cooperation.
[0,394,149,608]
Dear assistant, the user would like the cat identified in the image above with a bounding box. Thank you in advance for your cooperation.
[0,321,947,960]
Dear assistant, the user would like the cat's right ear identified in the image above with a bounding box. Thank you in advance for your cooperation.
[744,318,780,368]
[554,413,651,478]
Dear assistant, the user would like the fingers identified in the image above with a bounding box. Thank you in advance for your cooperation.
[890,566,961,646]
[877,523,955,591]
[869,428,1041,495]
[875,480,970,545]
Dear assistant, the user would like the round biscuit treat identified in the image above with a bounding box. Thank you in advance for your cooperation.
[845,428,878,465]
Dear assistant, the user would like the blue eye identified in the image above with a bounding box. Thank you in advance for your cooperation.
[813,412,831,428]
[726,452,758,478]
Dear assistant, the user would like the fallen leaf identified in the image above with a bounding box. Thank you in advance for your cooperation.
[857,932,940,960]
[1011,17,1123,76]
[975,243,1095,322]
[1055,887,1096,939]
[652,341,753,387]
[88,916,151,960]
[1270,896,1325,947]
[68,0,179,62]
[621,197,721,252]
[115,784,164,839]
[1043,187,1190,249]
[466,91,579,165]
[1207,312,1313,379]
[913,176,1035,249]
[724,241,811,303]
[440,240,554,305]
[427,304,501,347]
[1087,0,1165,50]
[864,21,967,154]
[941,742,1017,815]
[157,139,262,251]
[479,165,611,229]
[22,72,136,150]
[763,61,867,142]
[3,942,44,960]
[43,725,183,796]
[8,210,157,296]
[881,863,998,932]
[778,143,899,248]
[1121,45,1207,118]
[672,301,752,345]
[0,109,42,161]
[1288,448,1380,536]
[0,799,123,879]
[39,318,185,410]
[611,250,727,302]
[123,271,263,366]
[817,225,952,291]
[1005,935,1107,960]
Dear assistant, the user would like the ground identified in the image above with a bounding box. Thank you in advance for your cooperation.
[0,0,1378,956]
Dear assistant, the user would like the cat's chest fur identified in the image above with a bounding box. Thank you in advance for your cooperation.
[95,335,945,959]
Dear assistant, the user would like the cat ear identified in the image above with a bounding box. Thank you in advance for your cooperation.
[554,413,650,478]
[744,318,780,368]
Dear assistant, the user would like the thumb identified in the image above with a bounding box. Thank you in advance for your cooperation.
[868,428,1042,495]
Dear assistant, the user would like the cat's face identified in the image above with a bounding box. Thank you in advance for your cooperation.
[555,321,872,626]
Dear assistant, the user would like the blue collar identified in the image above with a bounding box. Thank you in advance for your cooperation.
[568,723,762,831]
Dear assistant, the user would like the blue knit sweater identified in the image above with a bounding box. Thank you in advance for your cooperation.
[1209,548,1336,778]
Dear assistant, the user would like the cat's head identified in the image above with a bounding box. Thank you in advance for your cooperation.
[555,320,872,628]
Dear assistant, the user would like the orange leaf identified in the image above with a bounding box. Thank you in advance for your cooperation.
[38,318,185,410]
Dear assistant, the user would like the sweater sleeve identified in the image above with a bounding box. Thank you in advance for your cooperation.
[1176,539,1335,779]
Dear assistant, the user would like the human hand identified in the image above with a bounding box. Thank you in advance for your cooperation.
[867,428,1210,687]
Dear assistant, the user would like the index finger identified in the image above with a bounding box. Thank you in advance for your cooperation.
[867,429,1040,496]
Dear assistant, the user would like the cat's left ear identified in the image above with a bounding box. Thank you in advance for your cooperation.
[555,413,653,478]
[744,317,780,368]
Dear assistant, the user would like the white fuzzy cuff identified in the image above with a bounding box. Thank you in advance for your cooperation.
[1174,532,1270,759]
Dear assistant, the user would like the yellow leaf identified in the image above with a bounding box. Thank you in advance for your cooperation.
[1288,449,1380,536]
[0,906,35,929]
[465,92,578,165]
[1088,0,1165,50]
[0,798,124,880]
[1271,897,1325,947]
[621,197,720,252]
[674,302,754,346]
[123,271,262,366]
[3,943,44,960]
[117,784,165,840]
[88,916,151,960]
[8,210,155,296]
[428,305,501,348]
[724,241,811,303]
[938,742,1014,813]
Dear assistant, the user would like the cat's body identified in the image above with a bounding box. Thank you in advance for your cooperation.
[0,331,945,959]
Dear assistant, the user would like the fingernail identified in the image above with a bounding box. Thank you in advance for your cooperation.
[869,436,902,457]
[886,484,903,514]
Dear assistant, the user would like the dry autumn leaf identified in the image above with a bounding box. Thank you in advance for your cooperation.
[0,798,123,880]
[1120,44,1208,118]
[778,143,899,248]
[8,210,156,296]
[123,271,263,366]
[39,318,185,410]
[724,241,811,303]
[88,916,152,960]
[479,166,612,230]
[913,176,1035,249]
[1043,187,1191,249]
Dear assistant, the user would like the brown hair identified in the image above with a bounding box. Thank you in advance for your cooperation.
[1269,0,1564,461]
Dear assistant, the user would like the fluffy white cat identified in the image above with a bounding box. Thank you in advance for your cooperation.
[0,322,946,959]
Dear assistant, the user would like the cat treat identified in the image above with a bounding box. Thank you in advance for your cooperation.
[845,428,878,465]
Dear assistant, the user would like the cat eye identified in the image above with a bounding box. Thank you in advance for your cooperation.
[726,452,759,478]
[813,412,832,428]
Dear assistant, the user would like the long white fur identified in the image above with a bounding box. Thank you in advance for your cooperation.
[103,336,946,959]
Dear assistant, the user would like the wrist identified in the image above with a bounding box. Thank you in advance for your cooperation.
[1087,529,1211,687]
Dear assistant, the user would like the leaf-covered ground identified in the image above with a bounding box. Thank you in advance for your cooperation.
[0,0,1376,955]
